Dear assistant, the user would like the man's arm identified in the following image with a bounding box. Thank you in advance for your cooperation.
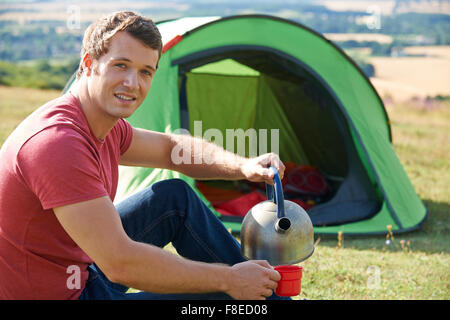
[120,128,285,183]
[53,196,280,299]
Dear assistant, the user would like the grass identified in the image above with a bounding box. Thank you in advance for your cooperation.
[0,85,448,300]
[0,85,61,144]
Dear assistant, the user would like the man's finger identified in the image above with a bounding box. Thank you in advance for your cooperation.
[251,260,273,269]
[257,167,273,181]
[268,269,281,281]
[269,155,285,180]
[266,280,279,290]
[276,161,286,180]
[263,288,274,297]
[251,261,281,282]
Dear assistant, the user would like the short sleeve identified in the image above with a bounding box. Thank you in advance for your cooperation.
[115,119,133,155]
[17,126,108,210]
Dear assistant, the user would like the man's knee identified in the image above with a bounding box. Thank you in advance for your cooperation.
[153,178,190,191]
[151,178,193,200]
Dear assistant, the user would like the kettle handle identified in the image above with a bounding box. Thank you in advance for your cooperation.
[266,166,285,219]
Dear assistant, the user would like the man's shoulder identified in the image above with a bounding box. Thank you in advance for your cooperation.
[26,123,88,149]
[29,93,86,134]
[5,93,89,153]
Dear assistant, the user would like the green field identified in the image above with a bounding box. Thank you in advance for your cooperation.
[1,85,448,299]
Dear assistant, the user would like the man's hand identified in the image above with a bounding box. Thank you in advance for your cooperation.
[241,153,285,185]
[225,260,281,300]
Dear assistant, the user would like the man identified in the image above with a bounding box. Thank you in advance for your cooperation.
[0,11,285,300]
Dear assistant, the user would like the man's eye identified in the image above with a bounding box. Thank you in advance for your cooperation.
[141,69,152,76]
[115,63,126,68]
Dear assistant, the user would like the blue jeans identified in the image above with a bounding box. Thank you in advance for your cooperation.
[78,179,288,300]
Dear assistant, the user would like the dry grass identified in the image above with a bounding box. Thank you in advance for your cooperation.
[0,86,61,145]
[404,46,450,59]
[387,100,450,204]
[369,46,450,102]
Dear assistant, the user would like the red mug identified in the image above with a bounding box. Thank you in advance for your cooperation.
[274,265,303,297]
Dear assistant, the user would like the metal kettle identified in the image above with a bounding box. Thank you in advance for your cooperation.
[240,167,314,265]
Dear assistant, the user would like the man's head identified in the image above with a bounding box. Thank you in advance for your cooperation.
[76,11,162,79]
[75,11,162,122]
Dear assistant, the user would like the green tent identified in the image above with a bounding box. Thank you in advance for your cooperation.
[65,15,427,235]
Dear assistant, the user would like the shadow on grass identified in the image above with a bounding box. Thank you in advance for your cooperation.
[311,199,449,254]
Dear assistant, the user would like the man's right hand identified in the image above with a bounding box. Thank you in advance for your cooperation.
[226,260,281,300]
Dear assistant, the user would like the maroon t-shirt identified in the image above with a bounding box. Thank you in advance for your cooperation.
[0,93,133,299]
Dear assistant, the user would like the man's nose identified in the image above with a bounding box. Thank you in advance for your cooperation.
[123,70,139,89]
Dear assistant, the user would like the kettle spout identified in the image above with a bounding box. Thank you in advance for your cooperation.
[275,217,291,233]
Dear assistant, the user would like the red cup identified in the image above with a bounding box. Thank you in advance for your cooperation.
[274,265,303,297]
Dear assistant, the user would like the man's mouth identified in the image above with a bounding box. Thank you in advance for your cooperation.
[114,93,136,102]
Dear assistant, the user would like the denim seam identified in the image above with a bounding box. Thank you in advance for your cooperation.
[134,208,223,263]
[184,220,224,263]
[133,210,182,243]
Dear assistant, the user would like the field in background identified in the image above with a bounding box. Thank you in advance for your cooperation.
[325,33,394,44]
[0,86,60,144]
[1,85,448,299]
[369,46,450,102]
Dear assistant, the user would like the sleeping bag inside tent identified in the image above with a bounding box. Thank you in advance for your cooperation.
[64,15,427,235]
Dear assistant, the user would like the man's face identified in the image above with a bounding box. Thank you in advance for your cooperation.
[86,31,159,120]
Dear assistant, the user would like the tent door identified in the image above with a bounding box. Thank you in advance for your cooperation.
[175,47,382,227]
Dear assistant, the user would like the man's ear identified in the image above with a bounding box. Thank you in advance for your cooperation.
[82,53,93,76]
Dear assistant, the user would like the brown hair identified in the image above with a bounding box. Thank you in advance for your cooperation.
[76,11,162,79]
